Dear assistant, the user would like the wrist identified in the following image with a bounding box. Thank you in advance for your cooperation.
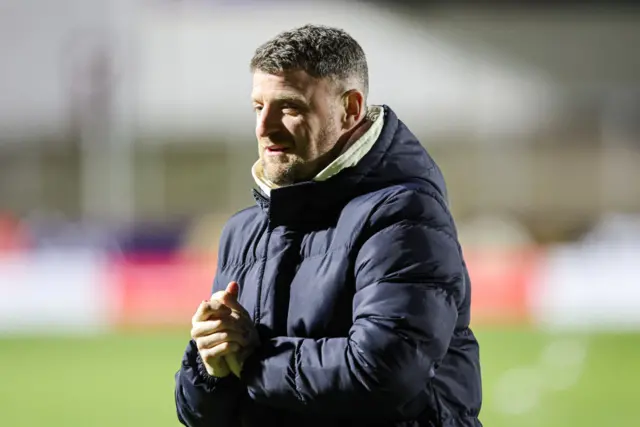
[194,351,220,386]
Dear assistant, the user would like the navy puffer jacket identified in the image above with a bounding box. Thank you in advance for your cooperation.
[175,106,482,427]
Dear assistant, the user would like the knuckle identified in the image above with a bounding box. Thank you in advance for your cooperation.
[198,347,209,360]
[195,338,204,350]
[214,319,229,331]
[203,347,216,359]
[208,346,222,358]
[209,295,227,308]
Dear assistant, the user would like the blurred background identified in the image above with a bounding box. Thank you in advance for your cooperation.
[1,1,639,426]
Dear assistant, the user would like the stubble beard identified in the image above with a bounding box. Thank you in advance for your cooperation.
[263,119,338,187]
[262,156,301,187]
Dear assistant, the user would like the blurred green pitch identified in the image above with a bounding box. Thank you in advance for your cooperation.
[0,328,638,427]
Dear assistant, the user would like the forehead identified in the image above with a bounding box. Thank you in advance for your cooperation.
[251,70,331,102]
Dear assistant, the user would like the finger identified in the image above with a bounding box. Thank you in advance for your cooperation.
[225,281,239,296]
[209,286,251,321]
[191,318,244,339]
[210,290,226,303]
[210,357,231,377]
[218,289,251,320]
[192,300,210,323]
[223,297,252,321]
[210,290,236,312]
[207,293,238,322]
[201,341,241,361]
[225,353,242,378]
[204,298,232,318]
[192,300,231,325]
[220,281,240,306]
[191,319,223,338]
[195,330,249,350]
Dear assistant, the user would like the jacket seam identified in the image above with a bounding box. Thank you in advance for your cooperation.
[218,244,351,271]
[254,226,272,323]
[293,340,306,403]
[373,219,458,246]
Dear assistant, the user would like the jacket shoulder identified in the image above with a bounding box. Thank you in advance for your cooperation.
[357,181,458,241]
[360,180,452,221]
[216,205,264,258]
[223,205,263,231]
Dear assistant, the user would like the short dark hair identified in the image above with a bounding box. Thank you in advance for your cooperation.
[250,24,369,98]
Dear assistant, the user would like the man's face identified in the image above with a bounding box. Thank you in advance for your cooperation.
[251,70,345,186]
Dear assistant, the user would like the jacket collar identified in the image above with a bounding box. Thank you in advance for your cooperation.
[251,106,385,197]
[252,105,401,229]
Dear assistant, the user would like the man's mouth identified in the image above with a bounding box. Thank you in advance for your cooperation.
[265,145,290,155]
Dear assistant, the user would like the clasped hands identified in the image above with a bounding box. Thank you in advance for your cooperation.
[191,281,259,378]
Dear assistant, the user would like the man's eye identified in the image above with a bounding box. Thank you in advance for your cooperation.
[253,105,263,113]
[282,105,300,115]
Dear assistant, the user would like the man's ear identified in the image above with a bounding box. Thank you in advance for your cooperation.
[341,89,365,130]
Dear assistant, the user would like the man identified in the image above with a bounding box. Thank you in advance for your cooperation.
[175,24,482,427]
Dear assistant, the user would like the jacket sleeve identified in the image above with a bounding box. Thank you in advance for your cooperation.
[174,253,248,427]
[240,189,464,420]
[175,339,245,427]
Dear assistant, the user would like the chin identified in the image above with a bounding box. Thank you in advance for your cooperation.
[263,160,304,186]
[264,167,293,186]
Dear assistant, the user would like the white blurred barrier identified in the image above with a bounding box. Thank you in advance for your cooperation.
[533,243,640,331]
[0,250,110,334]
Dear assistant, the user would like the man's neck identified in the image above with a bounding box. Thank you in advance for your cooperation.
[336,113,373,155]
[314,117,371,178]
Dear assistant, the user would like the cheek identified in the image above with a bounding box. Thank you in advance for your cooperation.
[281,117,308,144]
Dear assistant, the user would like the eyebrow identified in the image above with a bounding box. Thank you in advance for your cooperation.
[252,94,307,105]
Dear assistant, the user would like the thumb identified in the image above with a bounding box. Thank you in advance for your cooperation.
[224,281,239,301]
[221,281,245,314]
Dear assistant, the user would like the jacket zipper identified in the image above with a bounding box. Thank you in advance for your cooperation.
[253,221,272,323]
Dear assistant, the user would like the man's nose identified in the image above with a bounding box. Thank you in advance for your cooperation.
[256,107,280,138]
